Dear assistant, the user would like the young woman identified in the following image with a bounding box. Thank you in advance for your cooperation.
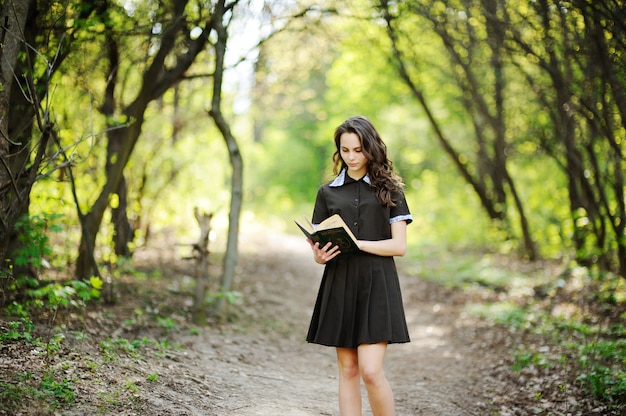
[306,116,412,416]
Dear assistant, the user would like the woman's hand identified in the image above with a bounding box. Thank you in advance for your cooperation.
[308,239,341,264]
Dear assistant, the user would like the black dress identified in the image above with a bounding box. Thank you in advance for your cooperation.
[306,169,412,348]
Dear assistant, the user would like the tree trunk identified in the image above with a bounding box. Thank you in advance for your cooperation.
[484,0,537,259]
[209,0,243,321]
[0,0,40,278]
[111,177,133,257]
[100,19,132,259]
[584,2,626,277]
[107,132,133,258]
[536,0,601,267]
[75,120,143,279]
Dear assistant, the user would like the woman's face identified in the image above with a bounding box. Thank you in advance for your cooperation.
[339,132,368,179]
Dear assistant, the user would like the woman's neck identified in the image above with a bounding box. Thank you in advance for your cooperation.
[346,170,366,181]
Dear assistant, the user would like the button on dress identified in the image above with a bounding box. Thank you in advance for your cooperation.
[306,169,412,348]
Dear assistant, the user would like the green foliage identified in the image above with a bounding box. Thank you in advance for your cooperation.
[4,301,30,319]
[0,380,22,410]
[0,370,75,413]
[575,339,626,403]
[512,350,551,372]
[2,213,71,307]
[27,277,103,310]
[1,322,180,414]
[39,371,76,405]
[12,213,62,270]
[1,264,101,415]
[246,131,324,215]
[506,155,572,258]
[215,290,241,306]
[413,247,625,407]
[99,336,175,362]
[469,302,531,329]
[0,318,34,343]
[124,379,140,393]
[156,316,178,330]
[474,300,626,405]
[187,326,201,336]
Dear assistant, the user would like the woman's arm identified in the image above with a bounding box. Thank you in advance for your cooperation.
[309,220,408,264]
[358,221,407,257]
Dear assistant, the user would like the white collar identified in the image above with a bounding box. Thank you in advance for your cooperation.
[329,168,371,187]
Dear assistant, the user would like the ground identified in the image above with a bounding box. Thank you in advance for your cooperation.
[0,225,613,415]
[125,230,500,415]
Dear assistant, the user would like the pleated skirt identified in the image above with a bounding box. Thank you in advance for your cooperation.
[306,252,410,349]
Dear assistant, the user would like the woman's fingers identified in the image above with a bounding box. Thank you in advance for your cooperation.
[312,241,341,264]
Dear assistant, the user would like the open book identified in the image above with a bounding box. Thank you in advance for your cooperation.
[294,214,360,254]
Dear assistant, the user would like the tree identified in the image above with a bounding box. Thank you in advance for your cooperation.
[1,0,250,324]
[0,0,100,285]
[74,0,219,279]
[379,0,537,259]
[506,0,625,277]
[379,0,625,277]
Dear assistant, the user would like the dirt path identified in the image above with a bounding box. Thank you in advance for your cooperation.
[127,229,501,416]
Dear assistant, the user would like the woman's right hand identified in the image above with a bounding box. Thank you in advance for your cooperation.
[308,239,340,264]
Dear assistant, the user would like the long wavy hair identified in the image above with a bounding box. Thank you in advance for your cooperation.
[332,116,404,207]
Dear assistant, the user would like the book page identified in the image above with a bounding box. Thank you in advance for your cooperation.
[318,215,358,243]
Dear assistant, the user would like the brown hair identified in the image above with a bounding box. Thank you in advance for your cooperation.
[332,116,404,206]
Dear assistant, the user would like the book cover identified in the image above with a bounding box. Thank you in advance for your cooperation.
[294,214,360,254]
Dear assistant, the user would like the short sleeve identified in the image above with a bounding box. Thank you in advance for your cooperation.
[311,186,330,225]
[390,190,412,225]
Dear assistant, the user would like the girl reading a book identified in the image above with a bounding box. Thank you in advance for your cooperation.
[305,115,412,416]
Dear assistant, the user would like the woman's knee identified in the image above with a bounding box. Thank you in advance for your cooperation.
[337,349,360,379]
[339,362,360,379]
[359,364,385,386]
[357,343,388,386]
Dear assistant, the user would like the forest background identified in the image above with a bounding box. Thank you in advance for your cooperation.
[0,0,625,414]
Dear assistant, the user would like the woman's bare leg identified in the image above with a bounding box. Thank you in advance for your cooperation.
[336,347,361,416]
[358,342,395,416]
